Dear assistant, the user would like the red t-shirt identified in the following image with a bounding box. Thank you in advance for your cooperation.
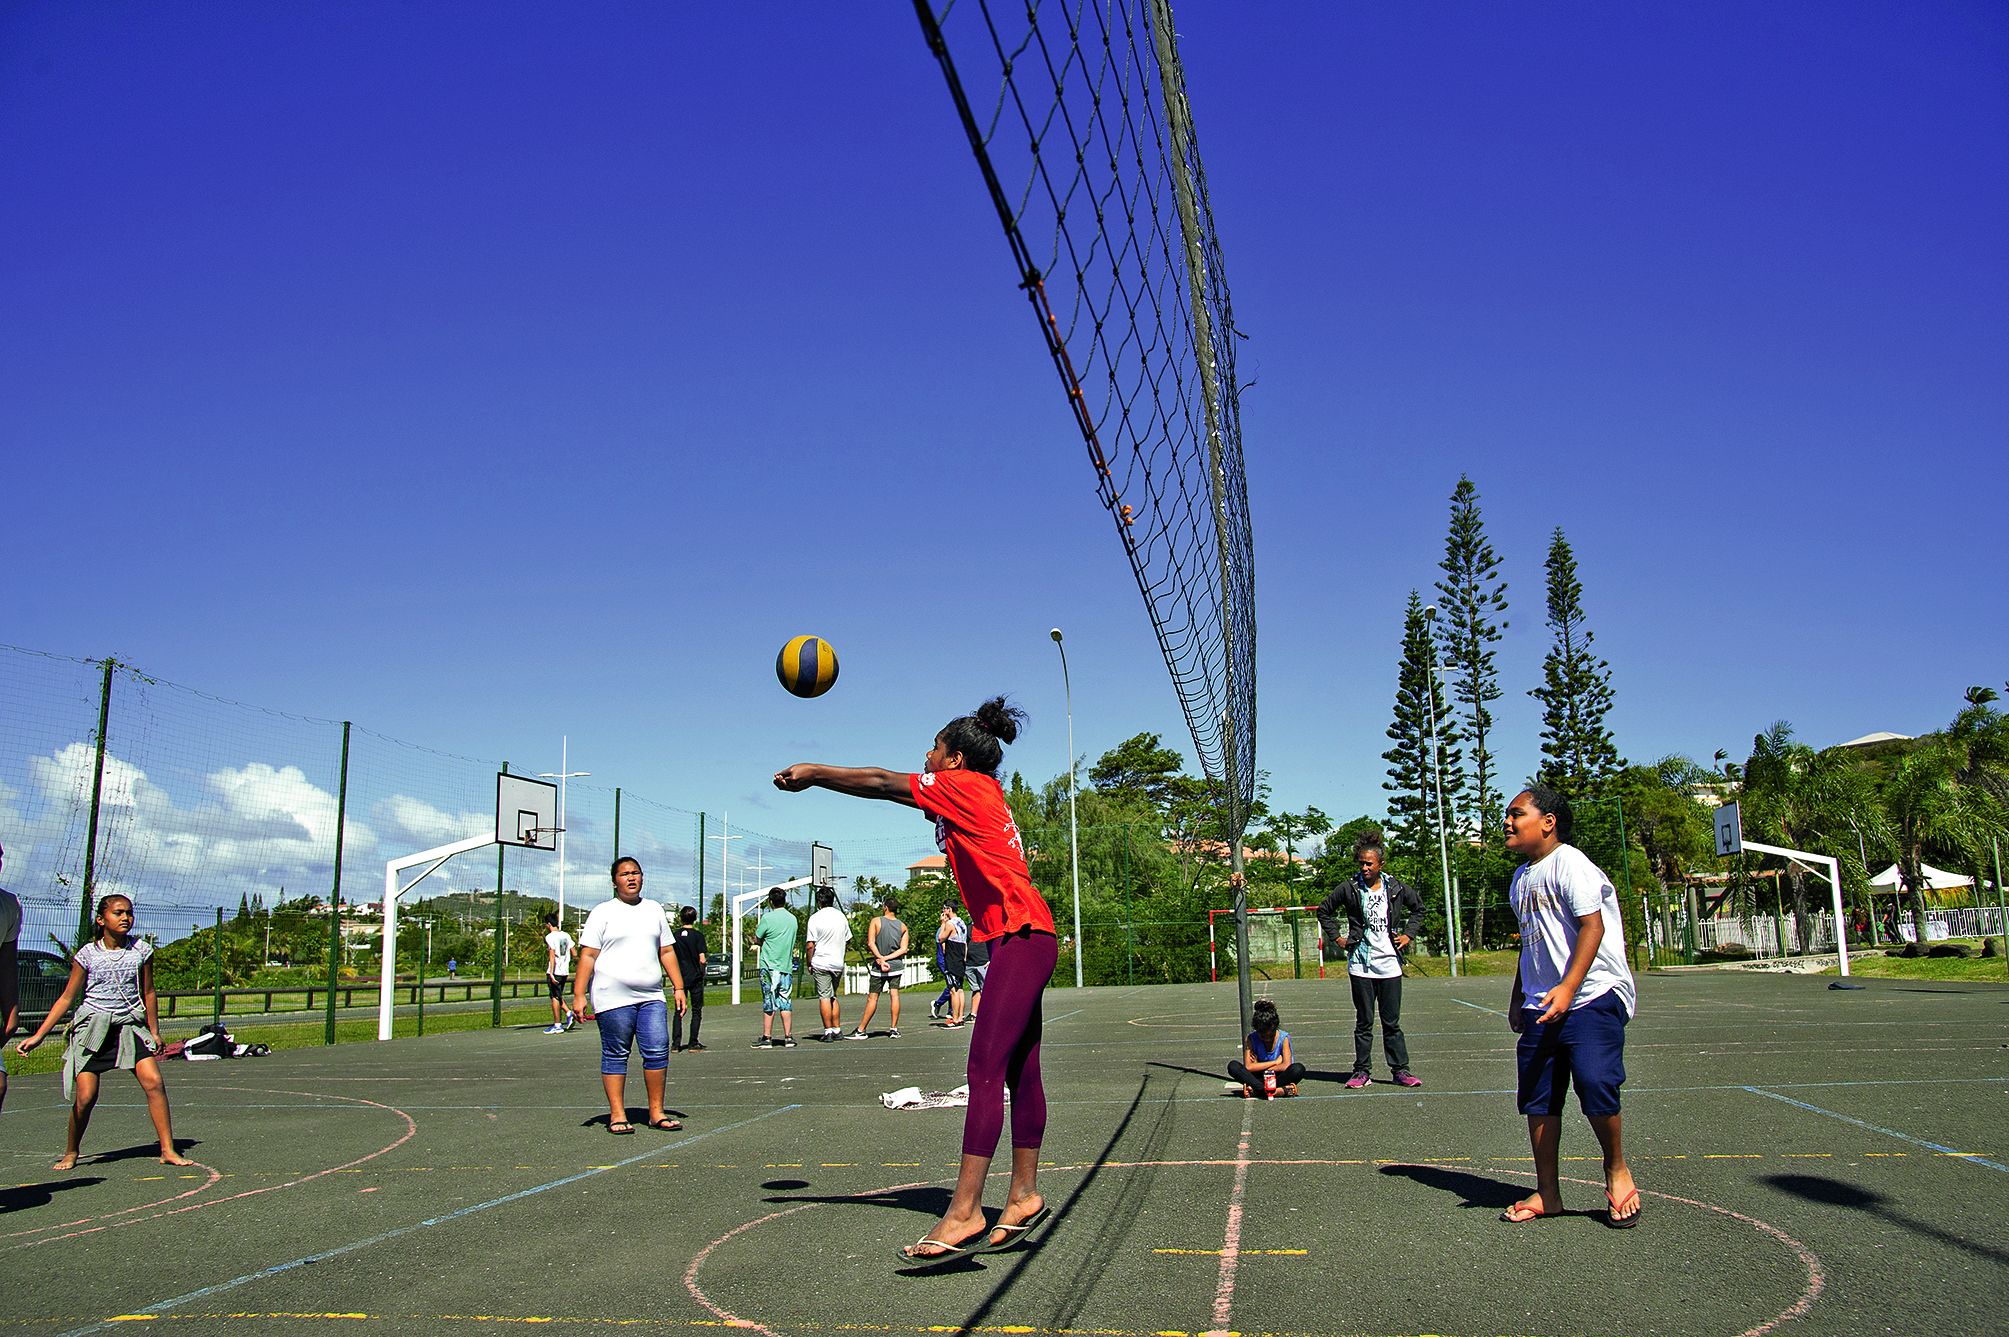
[908,769,1056,942]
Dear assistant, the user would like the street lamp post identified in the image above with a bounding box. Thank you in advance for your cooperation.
[538,736,590,931]
[1421,606,1459,978]
[1050,629,1084,989]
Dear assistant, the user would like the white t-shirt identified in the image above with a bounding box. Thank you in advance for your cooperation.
[579,897,671,1011]
[805,906,851,972]
[1349,880,1402,980]
[1509,843,1635,1017]
[544,929,575,977]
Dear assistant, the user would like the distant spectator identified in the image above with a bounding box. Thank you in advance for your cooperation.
[805,888,852,1041]
[1316,832,1424,1089]
[751,887,798,1049]
[963,932,989,1022]
[671,906,708,1052]
[851,892,909,1039]
[543,912,576,1034]
[937,904,969,1028]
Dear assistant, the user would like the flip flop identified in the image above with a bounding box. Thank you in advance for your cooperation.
[979,1204,1051,1252]
[648,1117,683,1131]
[1499,1199,1556,1223]
[1605,1187,1643,1228]
[898,1234,980,1265]
[607,1121,636,1136]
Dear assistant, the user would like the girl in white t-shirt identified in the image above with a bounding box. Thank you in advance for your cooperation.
[15,895,194,1170]
[572,859,686,1135]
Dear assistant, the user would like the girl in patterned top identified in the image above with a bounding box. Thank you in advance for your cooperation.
[15,894,192,1170]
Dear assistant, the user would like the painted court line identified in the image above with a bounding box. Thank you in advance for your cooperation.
[59,1104,801,1337]
[1741,1086,2009,1173]
[1205,1097,1256,1336]
[1449,997,1508,1018]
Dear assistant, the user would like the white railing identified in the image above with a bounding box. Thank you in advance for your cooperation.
[1676,905,2004,957]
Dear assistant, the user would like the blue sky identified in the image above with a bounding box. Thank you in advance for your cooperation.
[3,2,2004,898]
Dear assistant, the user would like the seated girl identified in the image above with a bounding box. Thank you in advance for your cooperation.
[1229,999,1305,1097]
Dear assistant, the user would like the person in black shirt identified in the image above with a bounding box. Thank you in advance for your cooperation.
[671,906,708,1052]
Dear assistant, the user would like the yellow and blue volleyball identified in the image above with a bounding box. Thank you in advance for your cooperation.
[776,635,839,698]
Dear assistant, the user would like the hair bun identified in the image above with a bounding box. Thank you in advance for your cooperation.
[974,696,1026,745]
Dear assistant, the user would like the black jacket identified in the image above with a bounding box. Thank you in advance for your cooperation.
[1316,874,1424,962]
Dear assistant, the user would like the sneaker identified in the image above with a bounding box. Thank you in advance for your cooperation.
[1345,1071,1372,1090]
[562,1010,577,1031]
[846,1030,870,1040]
[782,1036,798,1048]
[929,1002,942,1020]
[686,1043,707,1052]
[543,1024,564,1034]
[888,1028,900,1039]
[751,1036,772,1049]
[1392,1070,1423,1088]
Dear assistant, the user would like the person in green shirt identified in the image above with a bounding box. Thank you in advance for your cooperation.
[751,886,799,1049]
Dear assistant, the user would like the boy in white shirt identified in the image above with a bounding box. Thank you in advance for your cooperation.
[1501,786,1641,1228]
[543,913,576,1034]
[804,887,852,1041]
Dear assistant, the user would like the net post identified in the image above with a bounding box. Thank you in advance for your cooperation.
[78,656,115,946]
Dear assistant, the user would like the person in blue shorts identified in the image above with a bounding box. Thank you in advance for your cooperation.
[1500,786,1641,1228]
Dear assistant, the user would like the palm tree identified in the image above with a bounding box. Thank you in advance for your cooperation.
[1742,724,1883,951]
[1880,693,2007,942]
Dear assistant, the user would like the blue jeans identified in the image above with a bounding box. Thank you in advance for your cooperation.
[596,999,670,1075]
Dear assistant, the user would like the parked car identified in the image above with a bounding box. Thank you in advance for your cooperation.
[704,953,731,986]
[14,948,72,1019]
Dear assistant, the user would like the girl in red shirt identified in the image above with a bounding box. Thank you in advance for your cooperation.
[776,697,1058,1263]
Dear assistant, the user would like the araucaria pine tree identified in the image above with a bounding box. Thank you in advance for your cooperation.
[1383,591,1462,871]
[1531,528,1622,796]
[1434,474,1509,837]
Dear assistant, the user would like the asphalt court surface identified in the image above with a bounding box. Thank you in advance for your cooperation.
[2,970,2004,1336]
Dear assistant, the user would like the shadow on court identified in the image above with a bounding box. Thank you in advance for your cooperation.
[0,1175,105,1213]
[1765,1172,2009,1267]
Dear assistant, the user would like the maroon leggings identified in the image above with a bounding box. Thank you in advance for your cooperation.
[961,928,1058,1156]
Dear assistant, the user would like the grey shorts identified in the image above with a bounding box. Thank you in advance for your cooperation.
[812,968,842,1001]
[965,962,988,991]
[868,964,903,993]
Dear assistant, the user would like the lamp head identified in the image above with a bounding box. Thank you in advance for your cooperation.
[1049,628,1064,642]
[1423,604,1437,621]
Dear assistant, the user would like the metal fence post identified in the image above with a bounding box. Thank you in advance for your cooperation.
[211,907,225,1026]
[325,721,351,1044]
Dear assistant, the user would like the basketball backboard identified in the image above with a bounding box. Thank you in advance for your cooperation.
[811,841,833,887]
[1713,801,1743,857]
[497,773,558,850]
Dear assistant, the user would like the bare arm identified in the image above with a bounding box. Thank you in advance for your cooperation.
[658,943,687,1014]
[141,957,161,1044]
[17,958,86,1052]
[0,938,17,1040]
[774,764,918,808]
[572,946,599,1016]
[1533,912,1604,1024]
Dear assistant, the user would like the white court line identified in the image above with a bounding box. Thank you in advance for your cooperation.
[1206,1097,1256,1335]
[1741,1086,2009,1173]
[1450,997,1509,1018]
[54,1103,801,1337]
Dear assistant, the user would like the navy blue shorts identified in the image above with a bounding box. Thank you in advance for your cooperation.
[1516,988,1628,1117]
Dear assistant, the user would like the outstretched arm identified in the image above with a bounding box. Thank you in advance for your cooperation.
[774,765,918,807]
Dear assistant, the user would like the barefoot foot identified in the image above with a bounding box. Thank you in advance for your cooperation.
[52,1153,78,1172]
[160,1151,195,1167]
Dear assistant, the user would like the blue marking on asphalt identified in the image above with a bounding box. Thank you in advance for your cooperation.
[1742,1086,2009,1173]
[57,1104,802,1337]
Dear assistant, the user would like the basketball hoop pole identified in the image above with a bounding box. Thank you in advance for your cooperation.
[379,833,495,1040]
